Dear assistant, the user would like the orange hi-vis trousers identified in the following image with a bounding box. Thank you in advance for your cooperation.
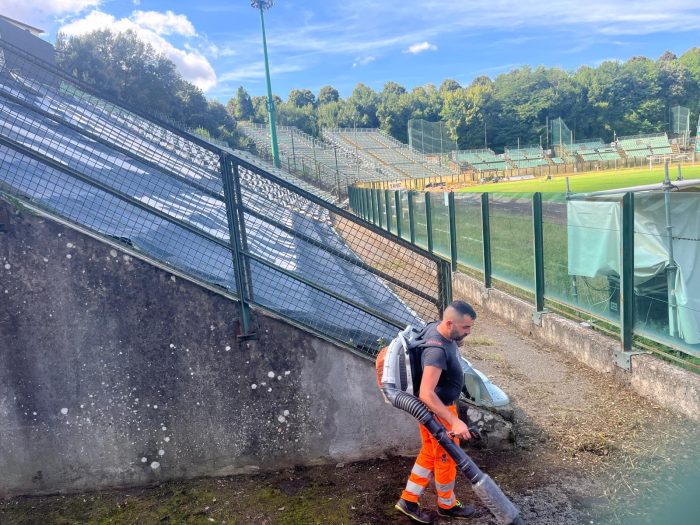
[401,404,458,509]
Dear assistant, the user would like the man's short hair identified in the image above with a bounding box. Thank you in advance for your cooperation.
[448,300,477,320]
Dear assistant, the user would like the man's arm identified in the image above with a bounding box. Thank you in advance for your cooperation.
[419,365,471,440]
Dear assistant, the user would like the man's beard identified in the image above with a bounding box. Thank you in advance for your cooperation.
[451,331,467,345]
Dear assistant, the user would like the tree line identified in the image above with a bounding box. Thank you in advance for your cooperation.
[55,30,238,146]
[56,31,700,153]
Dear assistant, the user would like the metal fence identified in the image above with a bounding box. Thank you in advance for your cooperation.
[0,38,451,356]
[358,155,696,192]
[408,119,458,156]
[670,106,690,148]
[349,184,700,368]
[551,117,573,149]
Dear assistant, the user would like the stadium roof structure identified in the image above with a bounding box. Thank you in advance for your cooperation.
[0,15,44,35]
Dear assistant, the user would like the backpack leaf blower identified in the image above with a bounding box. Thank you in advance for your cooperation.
[377,325,524,525]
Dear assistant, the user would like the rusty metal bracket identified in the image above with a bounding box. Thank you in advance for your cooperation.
[613,349,646,371]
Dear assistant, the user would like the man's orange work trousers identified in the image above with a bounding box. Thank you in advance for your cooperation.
[401,404,458,509]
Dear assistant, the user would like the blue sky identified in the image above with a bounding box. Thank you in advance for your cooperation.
[5,1,700,103]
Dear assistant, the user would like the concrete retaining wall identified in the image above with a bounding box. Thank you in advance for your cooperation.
[453,272,700,421]
[0,197,418,497]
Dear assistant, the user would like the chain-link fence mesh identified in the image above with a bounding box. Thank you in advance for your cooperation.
[0,38,450,356]
[670,105,690,147]
[551,117,573,150]
[408,119,458,156]
[670,106,690,136]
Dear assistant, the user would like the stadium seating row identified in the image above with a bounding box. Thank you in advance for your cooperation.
[238,122,385,187]
[617,133,671,158]
[322,128,456,180]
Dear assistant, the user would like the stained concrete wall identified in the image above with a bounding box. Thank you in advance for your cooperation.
[453,272,700,422]
[0,197,418,497]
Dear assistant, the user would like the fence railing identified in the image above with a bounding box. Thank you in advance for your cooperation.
[0,38,452,357]
[349,184,700,368]
[356,154,699,192]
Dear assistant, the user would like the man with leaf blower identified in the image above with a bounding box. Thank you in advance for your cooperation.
[394,300,478,523]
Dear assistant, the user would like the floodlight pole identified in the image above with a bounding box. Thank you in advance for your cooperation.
[253,1,281,168]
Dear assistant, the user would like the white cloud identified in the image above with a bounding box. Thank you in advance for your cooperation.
[1,0,101,29]
[219,62,304,83]
[406,41,437,54]
[59,10,216,92]
[338,1,700,37]
[132,10,195,37]
[58,10,113,35]
[205,43,238,59]
[352,56,376,67]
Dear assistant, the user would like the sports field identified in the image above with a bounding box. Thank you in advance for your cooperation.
[458,164,700,193]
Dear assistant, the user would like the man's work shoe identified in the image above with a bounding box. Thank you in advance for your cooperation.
[394,498,433,524]
[437,500,476,520]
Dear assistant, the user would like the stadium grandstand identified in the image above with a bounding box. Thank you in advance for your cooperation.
[452,148,510,171]
[617,133,672,158]
[562,139,622,162]
[504,145,548,168]
[0,35,443,354]
[322,127,456,180]
[237,122,385,192]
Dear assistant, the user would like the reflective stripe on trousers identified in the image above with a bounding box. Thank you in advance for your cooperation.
[401,404,459,509]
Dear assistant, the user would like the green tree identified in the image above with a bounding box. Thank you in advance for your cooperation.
[288,88,316,108]
[439,79,461,94]
[317,85,340,105]
[346,83,379,127]
[409,84,442,121]
[278,102,316,135]
[227,86,254,121]
[316,100,345,129]
[55,29,181,117]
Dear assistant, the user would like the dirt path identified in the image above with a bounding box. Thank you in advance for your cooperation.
[463,314,700,525]
[2,310,699,525]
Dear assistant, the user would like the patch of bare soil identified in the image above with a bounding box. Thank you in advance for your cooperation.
[3,309,698,525]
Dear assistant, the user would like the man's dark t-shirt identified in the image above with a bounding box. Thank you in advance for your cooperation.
[418,321,465,405]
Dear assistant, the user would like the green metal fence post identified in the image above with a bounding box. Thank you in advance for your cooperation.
[375,188,381,226]
[408,190,416,244]
[532,192,546,313]
[620,191,635,352]
[425,191,434,253]
[438,260,453,315]
[356,188,362,218]
[220,154,255,339]
[364,188,371,222]
[360,188,367,220]
[395,190,403,238]
[385,190,392,233]
[371,188,379,225]
[481,193,492,288]
[377,188,384,229]
[448,192,458,271]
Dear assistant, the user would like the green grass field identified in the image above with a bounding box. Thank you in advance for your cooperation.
[458,164,700,194]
